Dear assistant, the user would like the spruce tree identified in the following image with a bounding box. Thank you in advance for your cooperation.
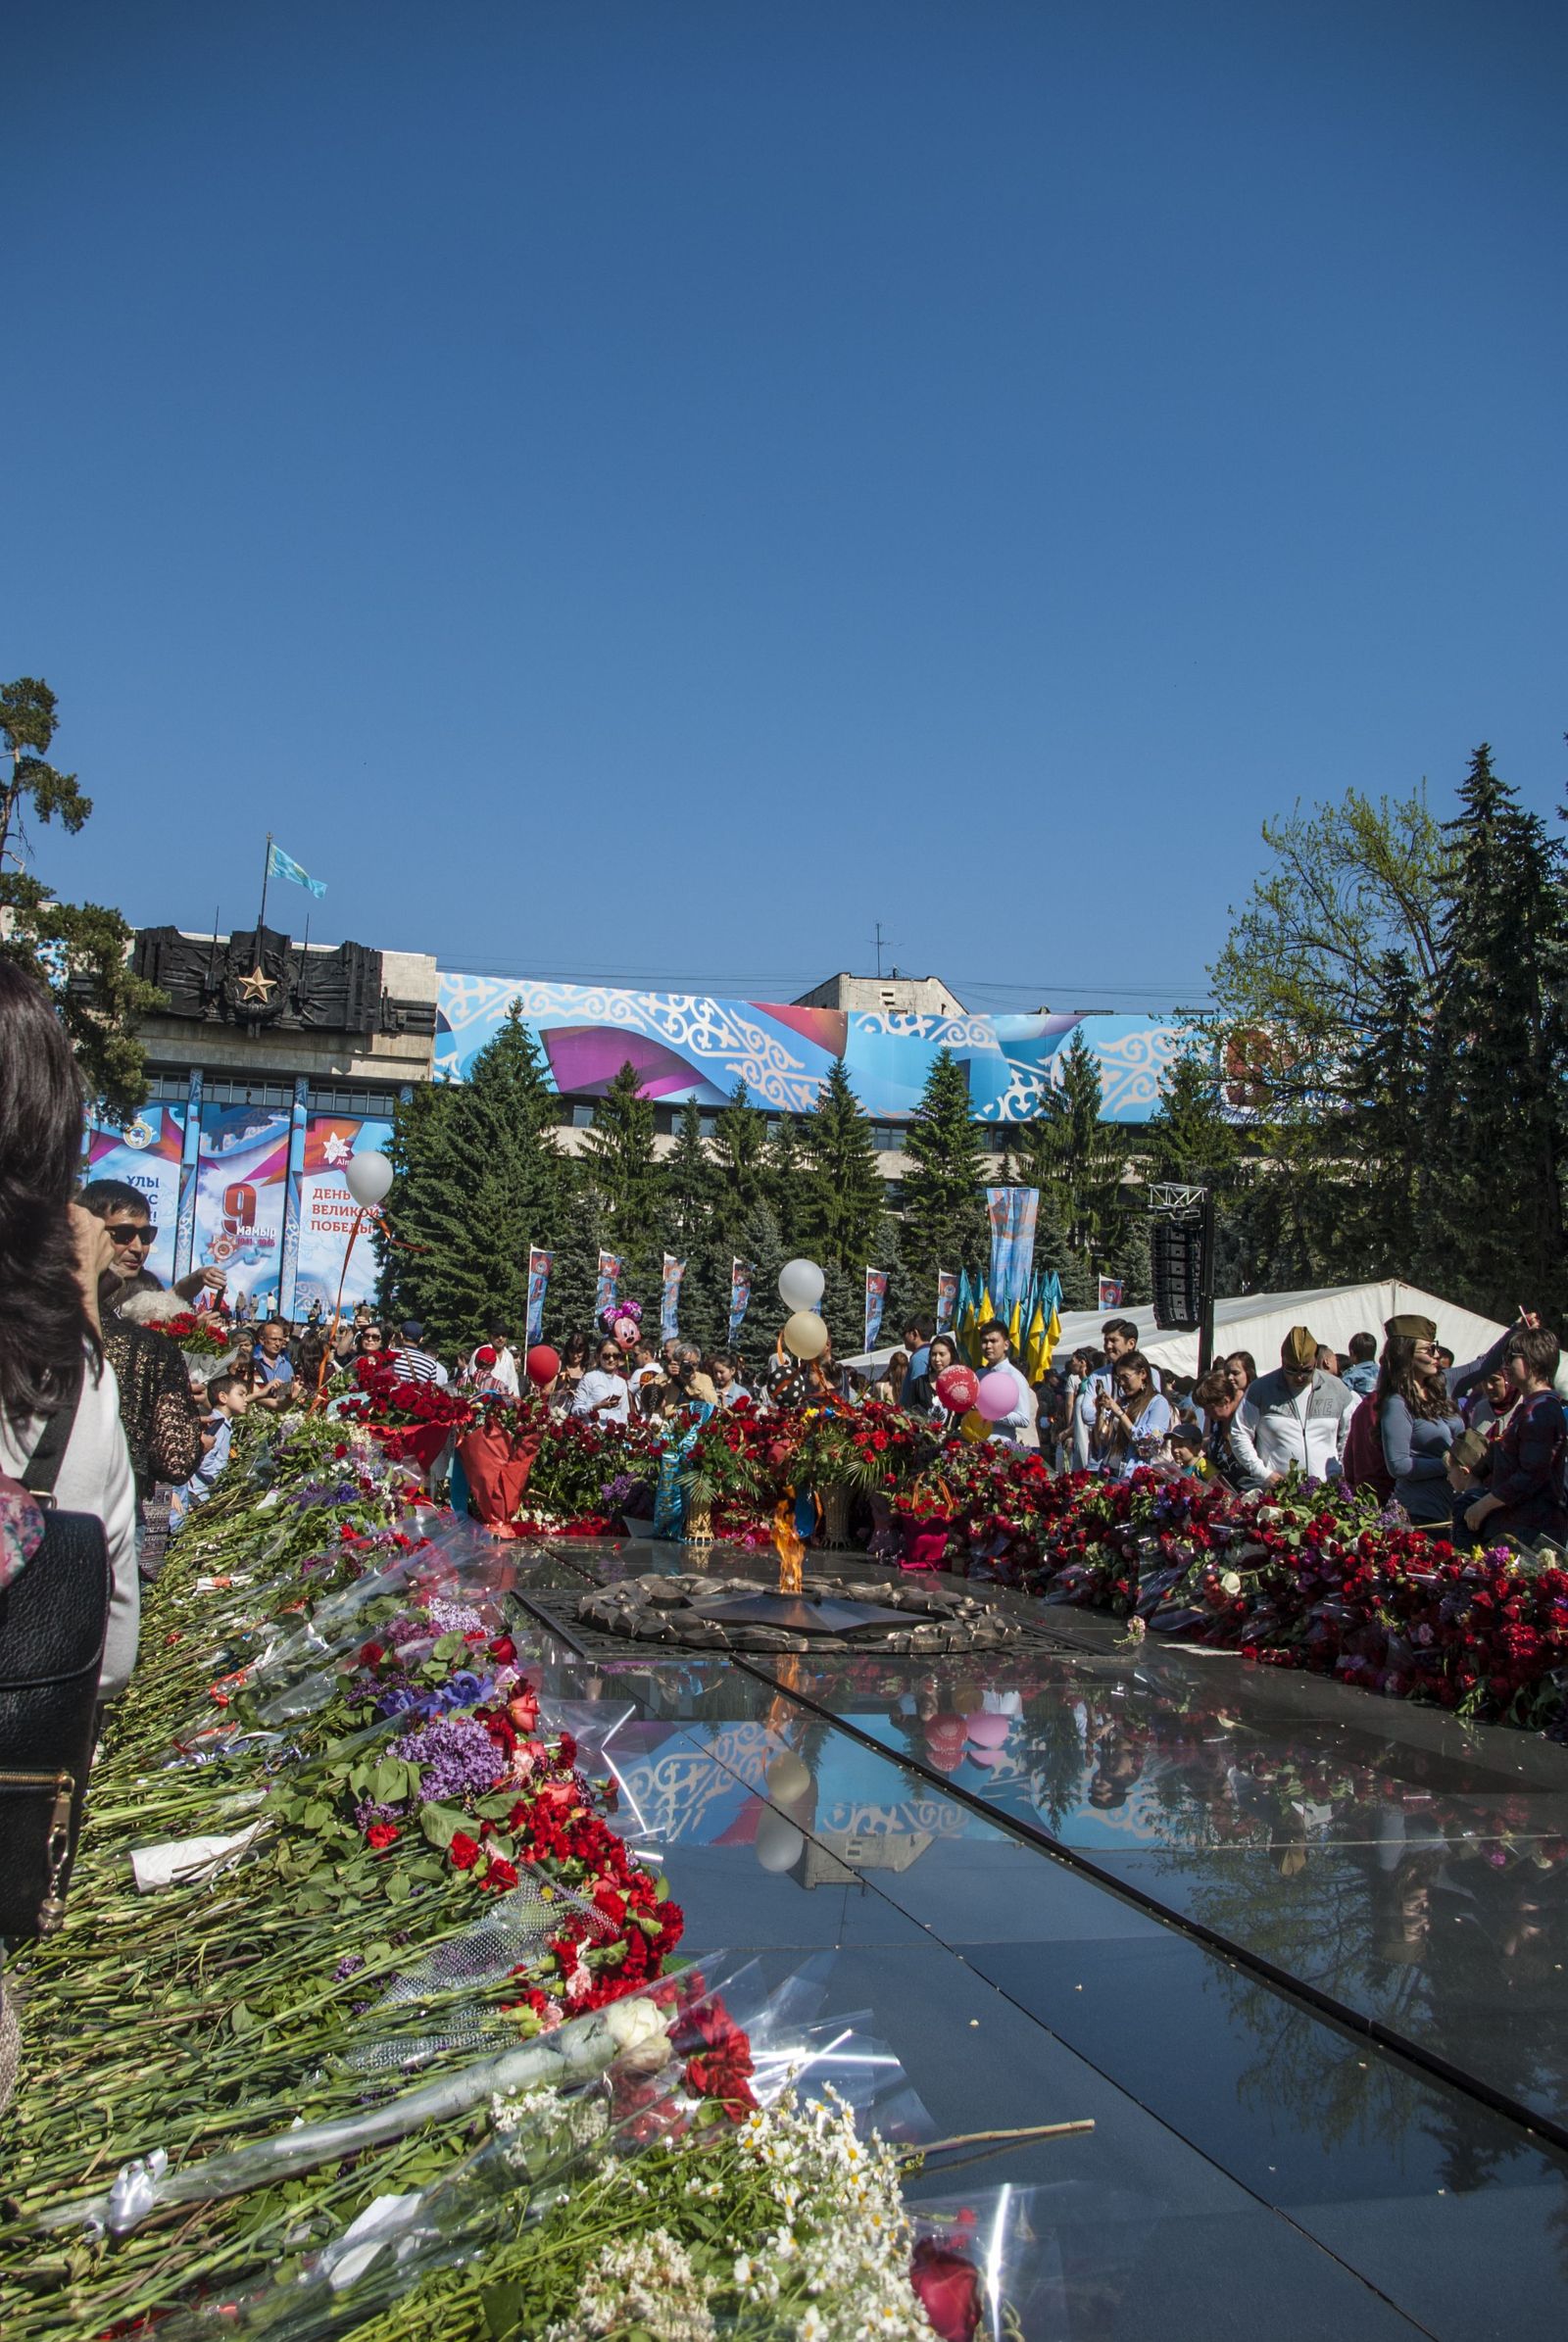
[547,1168,616,1347]
[1143,1052,1237,1189]
[578,1061,663,1266]
[900,1049,989,1306]
[383,1007,566,1351]
[1008,1032,1127,1268]
[710,1082,769,1252]
[797,1059,886,1273]
[1337,951,1426,1280]
[765,1114,810,1251]
[662,1101,715,1251]
[1423,745,1568,1319]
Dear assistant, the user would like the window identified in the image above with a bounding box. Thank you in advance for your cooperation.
[569,1102,596,1129]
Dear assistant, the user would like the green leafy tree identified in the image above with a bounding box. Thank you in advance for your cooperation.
[0,676,165,1117]
[381,1007,566,1349]
[797,1060,885,1273]
[1209,782,1445,1124]
[1421,746,1568,1320]
[1334,951,1427,1280]
[577,1062,663,1265]
[900,1049,989,1305]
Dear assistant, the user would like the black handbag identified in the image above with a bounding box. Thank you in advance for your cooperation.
[0,1368,113,1941]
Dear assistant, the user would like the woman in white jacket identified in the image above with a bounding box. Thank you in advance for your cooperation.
[0,963,137,1699]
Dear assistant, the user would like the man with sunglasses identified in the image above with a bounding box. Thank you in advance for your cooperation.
[78,1179,227,1309]
[76,1178,219,1573]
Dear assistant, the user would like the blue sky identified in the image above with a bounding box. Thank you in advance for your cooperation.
[6,1,1563,1016]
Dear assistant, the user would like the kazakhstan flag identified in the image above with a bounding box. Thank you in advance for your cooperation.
[268,842,326,899]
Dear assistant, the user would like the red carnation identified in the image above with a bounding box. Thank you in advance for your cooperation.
[448,1831,482,1871]
[358,1639,386,1668]
[480,1856,519,1892]
[365,1822,399,1851]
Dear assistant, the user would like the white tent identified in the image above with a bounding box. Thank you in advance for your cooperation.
[843,1281,1509,1380]
[1050,1282,1507,1380]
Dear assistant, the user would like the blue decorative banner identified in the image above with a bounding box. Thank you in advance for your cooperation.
[986,1187,1039,1320]
[935,1270,958,1335]
[527,1245,554,1343]
[595,1249,622,1326]
[727,1259,752,1348]
[661,1252,685,1342]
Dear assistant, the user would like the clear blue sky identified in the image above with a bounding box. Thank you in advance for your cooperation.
[7,0,1563,1016]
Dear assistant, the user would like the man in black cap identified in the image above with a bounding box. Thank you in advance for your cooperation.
[390,1319,446,1386]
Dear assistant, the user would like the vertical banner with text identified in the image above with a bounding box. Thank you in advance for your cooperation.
[594,1249,622,1326]
[727,1259,752,1347]
[294,1115,395,1314]
[526,1246,554,1343]
[985,1186,1039,1321]
[863,1268,889,1353]
[661,1253,685,1342]
[934,1270,958,1335]
[173,1070,204,1283]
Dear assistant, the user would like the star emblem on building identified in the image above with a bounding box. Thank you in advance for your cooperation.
[236,964,276,1004]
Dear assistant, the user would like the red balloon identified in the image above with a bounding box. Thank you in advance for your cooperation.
[934,1364,979,1414]
[524,1344,560,1387]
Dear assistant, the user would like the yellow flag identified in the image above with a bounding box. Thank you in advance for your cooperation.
[1007,1294,1024,1358]
[1023,1294,1048,1382]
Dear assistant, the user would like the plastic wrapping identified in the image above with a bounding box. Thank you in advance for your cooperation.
[149,1970,935,2342]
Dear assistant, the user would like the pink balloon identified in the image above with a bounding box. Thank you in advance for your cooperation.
[974,1370,1016,1423]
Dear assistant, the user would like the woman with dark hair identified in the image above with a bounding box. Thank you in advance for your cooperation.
[1450,1326,1568,1548]
[561,1331,590,1397]
[1225,1351,1258,1392]
[1092,1352,1175,1480]
[0,963,138,1698]
[1376,1330,1463,1526]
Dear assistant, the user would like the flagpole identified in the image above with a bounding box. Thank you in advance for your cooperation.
[257,833,272,938]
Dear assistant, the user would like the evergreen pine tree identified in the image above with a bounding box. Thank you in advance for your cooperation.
[709,1082,769,1252]
[577,1062,663,1270]
[900,1049,989,1306]
[1337,951,1427,1280]
[1007,1033,1127,1274]
[547,1167,614,1347]
[797,1060,885,1273]
[764,1114,810,1251]
[1423,745,1568,1319]
[383,1008,566,1351]
[1143,1052,1238,1188]
[729,1199,788,1374]
[662,1100,715,1252]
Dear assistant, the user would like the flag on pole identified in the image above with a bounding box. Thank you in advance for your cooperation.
[525,1246,554,1344]
[864,1268,889,1353]
[956,1271,979,1366]
[935,1270,958,1336]
[595,1250,622,1325]
[1022,1289,1049,1384]
[985,1186,1039,1321]
[661,1253,685,1342]
[267,842,327,899]
[727,1259,752,1347]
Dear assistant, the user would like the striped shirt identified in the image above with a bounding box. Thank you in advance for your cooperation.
[390,1346,442,1386]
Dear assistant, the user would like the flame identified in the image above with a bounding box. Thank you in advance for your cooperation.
[772,1499,805,1596]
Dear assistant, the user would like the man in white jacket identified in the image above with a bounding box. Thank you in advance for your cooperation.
[977,1322,1038,1446]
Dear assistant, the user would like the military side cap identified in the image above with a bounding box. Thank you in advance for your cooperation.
[1385,1313,1438,1342]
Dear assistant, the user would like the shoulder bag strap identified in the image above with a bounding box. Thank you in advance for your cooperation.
[21,1356,87,1502]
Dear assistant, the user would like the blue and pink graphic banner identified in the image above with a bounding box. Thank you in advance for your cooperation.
[986,1187,1039,1321]
[435,975,1189,1124]
[83,1105,188,1289]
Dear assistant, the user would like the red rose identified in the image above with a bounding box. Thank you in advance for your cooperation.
[366,1822,399,1850]
[489,1635,517,1665]
[448,1831,482,1871]
[509,1690,540,1732]
[909,2240,982,2341]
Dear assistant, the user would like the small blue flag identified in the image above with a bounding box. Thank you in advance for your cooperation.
[268,843,326,899]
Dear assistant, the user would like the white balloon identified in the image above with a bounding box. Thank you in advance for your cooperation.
[778,1257,825,1311]
[344,1149,394,1208]
[754,1807,806,1874]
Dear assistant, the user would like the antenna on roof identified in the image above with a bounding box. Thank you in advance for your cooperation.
[872,921,887,979]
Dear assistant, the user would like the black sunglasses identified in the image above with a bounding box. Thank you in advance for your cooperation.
[105,1223,157,1245]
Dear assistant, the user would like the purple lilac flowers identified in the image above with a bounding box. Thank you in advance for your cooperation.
[391,1714,504,1803]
